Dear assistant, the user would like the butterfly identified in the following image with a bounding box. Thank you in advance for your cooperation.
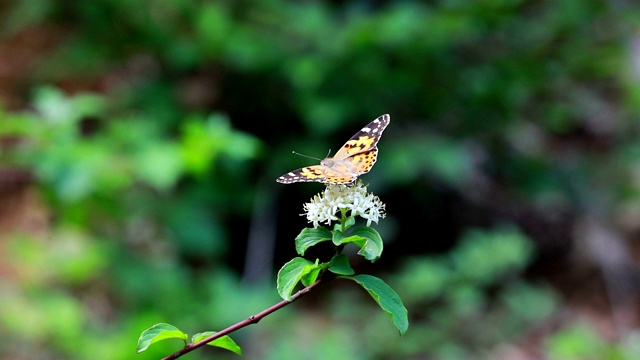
[276,114,390,184]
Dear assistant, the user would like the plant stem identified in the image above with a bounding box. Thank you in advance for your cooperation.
[161,276,327,360]
[340,208,348,233]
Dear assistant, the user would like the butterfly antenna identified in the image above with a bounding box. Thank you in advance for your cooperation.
[291,151,322,161]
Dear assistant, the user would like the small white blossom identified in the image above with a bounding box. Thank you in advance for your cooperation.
[302,181,386,228]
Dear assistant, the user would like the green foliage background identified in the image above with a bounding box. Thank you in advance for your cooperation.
[1,0,640,359]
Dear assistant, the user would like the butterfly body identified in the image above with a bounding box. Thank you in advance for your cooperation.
[277,114,390,184]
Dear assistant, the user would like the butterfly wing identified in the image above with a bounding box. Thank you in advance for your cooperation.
[320,169,358,184]
[350,148,378,175]
[332,114,390,160]
[276,165,327,184]
[276,165,357,184]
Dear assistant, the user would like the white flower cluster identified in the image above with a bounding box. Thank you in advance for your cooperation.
[302,181,386,228]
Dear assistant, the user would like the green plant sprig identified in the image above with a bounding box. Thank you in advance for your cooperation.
[137,181,408,358]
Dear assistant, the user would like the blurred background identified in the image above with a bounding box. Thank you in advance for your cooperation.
[1,0,640,359]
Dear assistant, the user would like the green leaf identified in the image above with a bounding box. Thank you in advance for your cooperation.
[340,234,366,246]
[301,264,322,286]
[347,274,409,335]
[295,227,332,256]
[341,227,384,262]
[137,323,188,353]
[332,229,346,246]
[191,332,242,355]
[328,254,355,275]
[277,257,320,301]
